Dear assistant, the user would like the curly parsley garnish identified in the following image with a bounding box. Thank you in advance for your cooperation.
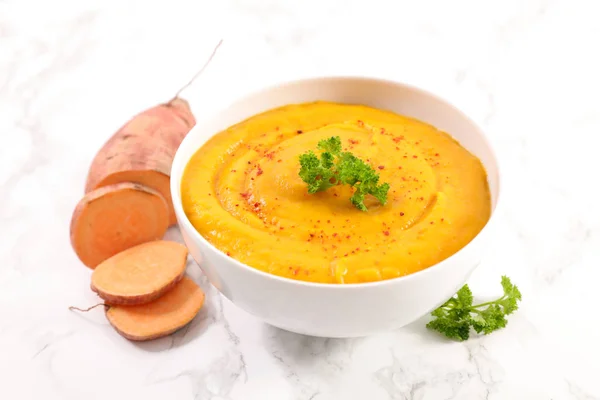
[298,136,390,211]
[427,276,522,341]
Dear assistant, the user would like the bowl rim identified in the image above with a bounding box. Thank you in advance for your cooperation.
[172,75,502,290]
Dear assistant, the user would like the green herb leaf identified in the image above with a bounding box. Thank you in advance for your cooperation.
[426,276,522,341]
[298,136,390,211]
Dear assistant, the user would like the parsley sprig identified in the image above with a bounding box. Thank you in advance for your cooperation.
[427,276,522,341]
[298,136,390,211]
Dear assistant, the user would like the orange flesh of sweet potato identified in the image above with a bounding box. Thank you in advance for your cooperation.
[70,182,169,269]
[92,169,173,224]
[91,240,188,305]
[85,99,195,225]
[105,276,204,341]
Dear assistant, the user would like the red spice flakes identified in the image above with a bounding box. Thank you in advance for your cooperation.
[309,233,315,238]
[333,233,338,237]
[208,193,212,196]
[420,196,425,201]
[235,204,239,207]
[297,129,303,134]
[380,127,386,134]
[279,226,284,230]
[430,221,435,225]
[256,166,264,176]
[275,126,280,131]
[435,153,440,157]
[333,193,339,197]
[240,192,249,198]
[441,218,445,222]
[383,230,390,236]
[247,161,251,164]
[349,139,359,145]
[226,252,231,256]
[231,169,237,173]
[292,267,300,276]
[412,155,418,159]
[395,147,400,150]
[344,253,349,257]
[327,220,331,223]
[265,151,275,160]
[403,155,408,158]
[357,120,364,127]
[400,212,405,216]
[317,220,321,223]
[355,247,360,251]
[346,235,351,239]
[277,159,282,163]
[251,177,255,181]
[392,136,403,143]
[378,165,385,170]
[254,202,260,208]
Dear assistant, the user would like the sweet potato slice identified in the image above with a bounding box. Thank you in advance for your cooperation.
[91,241,188,305]
[105,276,205,341]
[85,100,195,225]
[70,182,169,269]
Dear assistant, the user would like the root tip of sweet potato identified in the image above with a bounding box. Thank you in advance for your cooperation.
[69,303,107,312]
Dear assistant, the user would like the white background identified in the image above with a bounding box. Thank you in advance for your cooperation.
[1,0,599,399]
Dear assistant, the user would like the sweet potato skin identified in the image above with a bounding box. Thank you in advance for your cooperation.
[108,315,187,341]
[85,100,195,225]
[92,271,184,306]
[90,241,188,305]
[70,182,169,269]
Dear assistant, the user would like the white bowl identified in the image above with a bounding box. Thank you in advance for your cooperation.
[171,77,500,338]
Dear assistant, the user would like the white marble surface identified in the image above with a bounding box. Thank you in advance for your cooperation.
[1,0,599,398]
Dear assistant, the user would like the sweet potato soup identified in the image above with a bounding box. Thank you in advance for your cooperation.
[181,102,491,284]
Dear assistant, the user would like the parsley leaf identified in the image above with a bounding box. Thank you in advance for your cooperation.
[426,276,522,341]
[298,136,390,211]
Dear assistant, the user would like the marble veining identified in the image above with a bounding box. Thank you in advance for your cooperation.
[1,0,599,398]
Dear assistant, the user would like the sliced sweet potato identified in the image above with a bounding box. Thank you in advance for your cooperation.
[91,240,188,305]
[70,182,169,269]
[84,99,195,225]
[105,276,205,341]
